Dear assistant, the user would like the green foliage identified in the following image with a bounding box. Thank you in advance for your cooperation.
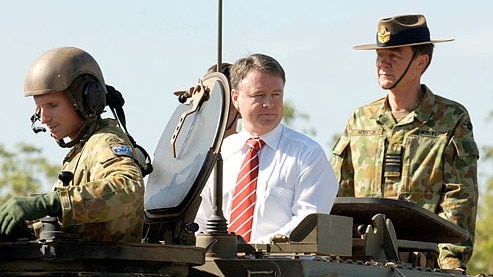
[467,145,493,275]
[282,100,316,137]
[0,143,59,204]
[468,179,493,274]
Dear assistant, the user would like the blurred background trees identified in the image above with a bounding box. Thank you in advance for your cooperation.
[468,144,493,275]
[0,143,58,203]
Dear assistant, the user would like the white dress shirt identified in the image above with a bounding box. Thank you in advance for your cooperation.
[196,123,339,243]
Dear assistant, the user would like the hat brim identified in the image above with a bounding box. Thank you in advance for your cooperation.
[353,38,454,50]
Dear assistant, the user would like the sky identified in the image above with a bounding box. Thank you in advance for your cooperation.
[1,1,492,187]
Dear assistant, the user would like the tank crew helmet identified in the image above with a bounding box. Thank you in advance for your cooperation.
[24,46,107,122]
[24,47,108,148]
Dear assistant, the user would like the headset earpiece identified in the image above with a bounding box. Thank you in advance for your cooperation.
[82,80,106,119]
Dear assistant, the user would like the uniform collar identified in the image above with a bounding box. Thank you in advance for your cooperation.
[375,84,434,125]
[414,84,435,123]
[63,118,108,162]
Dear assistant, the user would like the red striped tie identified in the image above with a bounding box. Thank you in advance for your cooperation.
[229,137,265,242]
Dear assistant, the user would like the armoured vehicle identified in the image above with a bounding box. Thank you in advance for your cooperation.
[0,2,489,276]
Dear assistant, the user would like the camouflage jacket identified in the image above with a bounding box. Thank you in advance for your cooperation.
[331,85,479,269]
[53,118,144,243]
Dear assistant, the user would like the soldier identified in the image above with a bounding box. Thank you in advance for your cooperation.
[331,15,479,271]
[205,62,240,138]
[0,47,145,243]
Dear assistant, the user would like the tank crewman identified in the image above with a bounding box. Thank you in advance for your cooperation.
[0,47,145,243]
[331,15,478,270]
[205,62,241,138]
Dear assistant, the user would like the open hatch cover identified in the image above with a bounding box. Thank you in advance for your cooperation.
[144,72,230,221]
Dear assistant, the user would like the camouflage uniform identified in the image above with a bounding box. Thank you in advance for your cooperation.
[53,118,144,243]
[331,85,478,269]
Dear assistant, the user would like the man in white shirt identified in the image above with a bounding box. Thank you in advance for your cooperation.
[195,53,339,243]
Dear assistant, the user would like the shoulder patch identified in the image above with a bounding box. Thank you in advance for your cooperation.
[106,136,125,144]
[112,145,133,157]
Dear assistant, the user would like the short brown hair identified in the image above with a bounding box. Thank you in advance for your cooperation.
[230,54,285,90]
[206,63,232,87]
[412,43,434,73]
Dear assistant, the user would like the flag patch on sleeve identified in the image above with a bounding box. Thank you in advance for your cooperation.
[112,145,133,157]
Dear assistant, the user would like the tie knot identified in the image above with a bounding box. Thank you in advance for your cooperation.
[247,137,264,152]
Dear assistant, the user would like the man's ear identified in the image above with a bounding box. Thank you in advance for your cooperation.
[231,89,240,110]
[419,54,430,68]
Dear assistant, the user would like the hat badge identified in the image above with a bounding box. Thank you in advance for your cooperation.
[377,25,390,44]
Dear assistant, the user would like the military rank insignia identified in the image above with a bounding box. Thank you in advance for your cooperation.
[378,25,390,44]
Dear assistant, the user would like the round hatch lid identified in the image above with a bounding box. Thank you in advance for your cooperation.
[144,72,230,220]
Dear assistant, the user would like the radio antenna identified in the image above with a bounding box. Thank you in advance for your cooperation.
[216,0,223,73]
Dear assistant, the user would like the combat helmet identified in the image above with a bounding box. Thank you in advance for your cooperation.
[24,46,107,121]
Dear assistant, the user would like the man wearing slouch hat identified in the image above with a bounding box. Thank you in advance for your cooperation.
[331,14,478,271]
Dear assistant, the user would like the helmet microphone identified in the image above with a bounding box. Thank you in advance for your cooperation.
[30,113,46,134]
[33,126,46,134]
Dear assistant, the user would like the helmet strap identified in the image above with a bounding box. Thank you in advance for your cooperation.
[56,118,99,148]
[388,50,418,90]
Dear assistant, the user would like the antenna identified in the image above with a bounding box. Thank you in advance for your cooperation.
[217,0,223,73]
[196,0,238,257]
[207,0,229,235]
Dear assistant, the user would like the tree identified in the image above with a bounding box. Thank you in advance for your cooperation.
[467,145,493,275]
[282,100,316,137]
[0,142,59,204]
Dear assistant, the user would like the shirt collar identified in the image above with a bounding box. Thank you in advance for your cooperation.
[237,123,283,151]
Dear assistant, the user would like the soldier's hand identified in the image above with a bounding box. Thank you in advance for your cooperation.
[0,192,61,235]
